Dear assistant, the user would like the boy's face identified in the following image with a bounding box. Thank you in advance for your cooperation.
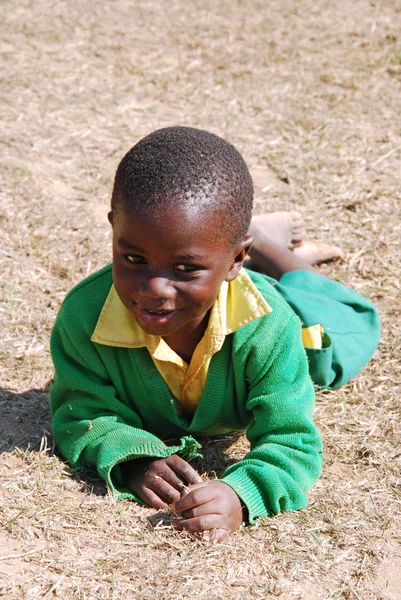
[110,205,252,342]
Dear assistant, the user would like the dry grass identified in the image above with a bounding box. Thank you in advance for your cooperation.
[1,0,401,598]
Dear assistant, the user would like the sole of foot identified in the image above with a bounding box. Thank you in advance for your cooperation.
[250,211,306,249]
[293,241,344,265]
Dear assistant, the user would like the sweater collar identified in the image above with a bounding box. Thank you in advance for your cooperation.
[91,268,272,348]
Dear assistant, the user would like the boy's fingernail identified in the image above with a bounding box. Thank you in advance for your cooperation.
[172,518,182,529]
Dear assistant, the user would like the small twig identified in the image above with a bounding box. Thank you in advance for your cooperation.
[348,587,363,600]
[0,569,11,577]
[43,574,65,598]
[0,548,42,562]
[0,249,15,258]
[373,251,399,277]
[371,146,399,167]
[179,483,191,494]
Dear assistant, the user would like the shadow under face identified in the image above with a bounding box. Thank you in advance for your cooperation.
[190,432,248,479]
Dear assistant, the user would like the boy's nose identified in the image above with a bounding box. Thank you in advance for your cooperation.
[138,276,174,299]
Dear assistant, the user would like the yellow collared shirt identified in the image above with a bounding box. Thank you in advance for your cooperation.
[91,268,324,413]
[91,269,272,412]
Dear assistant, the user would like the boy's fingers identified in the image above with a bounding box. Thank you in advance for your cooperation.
[180,499,215,520]
[166,455,202,485]
[140,487,169,510]
[173,514,223,533]
[199,528,230,543]
[171,484,212,514]
[149,465,193,495]
[147,475,182,504]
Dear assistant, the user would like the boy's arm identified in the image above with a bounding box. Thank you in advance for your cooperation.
[50,315,201,502]
[171,313,322,537]
[220,313,323,524]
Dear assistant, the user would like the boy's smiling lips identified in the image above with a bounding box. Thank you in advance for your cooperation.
[131,301,181,328]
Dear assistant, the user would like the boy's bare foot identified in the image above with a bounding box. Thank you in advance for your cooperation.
[293,241,344,265]
[250,211,306,249]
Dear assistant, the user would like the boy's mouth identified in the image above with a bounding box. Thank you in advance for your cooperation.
[134,302,177,314]
[133,303,180,326]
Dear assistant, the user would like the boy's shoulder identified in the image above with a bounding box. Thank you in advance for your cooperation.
[230,269,302,371]
[232,269,298,349]
[63,263,113,303]
[244,268,295,320]
[56,264,113,331]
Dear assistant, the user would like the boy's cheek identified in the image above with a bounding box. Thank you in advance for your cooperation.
[113,262,137,290]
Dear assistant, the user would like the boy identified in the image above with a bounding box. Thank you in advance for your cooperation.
[50,127,380,541]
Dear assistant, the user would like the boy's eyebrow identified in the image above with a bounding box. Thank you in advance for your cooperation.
[117,240,144,251]
[173,253,207,261]
[117,240,206,261]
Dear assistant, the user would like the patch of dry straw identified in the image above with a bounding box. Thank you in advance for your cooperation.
[1,0,400,598]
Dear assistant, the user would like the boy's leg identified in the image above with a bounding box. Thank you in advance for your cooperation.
[248,214,343,280]
[248,213,379,390]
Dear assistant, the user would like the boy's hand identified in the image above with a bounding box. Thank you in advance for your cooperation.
[171,481,243,542]
[122,454,202,509]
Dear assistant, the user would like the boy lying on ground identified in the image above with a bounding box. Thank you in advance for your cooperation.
[50,127,380,541]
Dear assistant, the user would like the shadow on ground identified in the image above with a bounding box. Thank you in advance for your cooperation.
[0,385,245,495]
[0,383,107,495]
[0,384,52,453]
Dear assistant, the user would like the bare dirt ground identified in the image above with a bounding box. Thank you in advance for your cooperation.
[1,0,401,598]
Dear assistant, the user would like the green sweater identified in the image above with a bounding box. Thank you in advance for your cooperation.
[50,265,322,523]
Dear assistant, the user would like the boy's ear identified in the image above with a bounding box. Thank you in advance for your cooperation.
[225,235,254,282]
[108,211,113,226]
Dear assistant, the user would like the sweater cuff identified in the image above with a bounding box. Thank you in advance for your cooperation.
[220,469,271,524]
[221,465,308,525]
[100,435,202,501]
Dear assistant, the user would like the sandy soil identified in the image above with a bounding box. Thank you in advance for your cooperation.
[1,0,400,598]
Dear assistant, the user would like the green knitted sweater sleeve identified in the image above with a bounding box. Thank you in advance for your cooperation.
[50,314,201,501]
[221,314,323,524]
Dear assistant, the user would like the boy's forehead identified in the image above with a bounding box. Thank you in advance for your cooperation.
[117,201,223,232]
[114,206,234,253]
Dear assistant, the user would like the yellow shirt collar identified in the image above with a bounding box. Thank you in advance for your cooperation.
[91,268,272,348]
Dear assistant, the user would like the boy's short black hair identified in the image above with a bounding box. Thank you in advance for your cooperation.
[111,126,253,246]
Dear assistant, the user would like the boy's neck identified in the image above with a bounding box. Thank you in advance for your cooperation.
[162,310,211,364]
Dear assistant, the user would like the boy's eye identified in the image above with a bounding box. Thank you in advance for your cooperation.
[125,255,146,265]
[175,264,199,273]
